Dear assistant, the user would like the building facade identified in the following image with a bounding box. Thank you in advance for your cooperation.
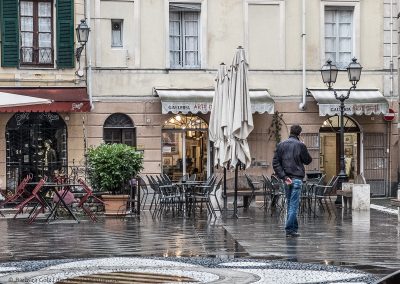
[0,0,399,196]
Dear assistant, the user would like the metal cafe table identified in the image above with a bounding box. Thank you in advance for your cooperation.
[27,182,81,223]
[46,182,82,223]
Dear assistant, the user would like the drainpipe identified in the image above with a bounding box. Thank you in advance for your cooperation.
[299,0,307,110]
[85,0,94,111]
[389,0,393,196]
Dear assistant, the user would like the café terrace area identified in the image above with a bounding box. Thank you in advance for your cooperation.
[0,172,399,284]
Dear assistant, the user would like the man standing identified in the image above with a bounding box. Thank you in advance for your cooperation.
[273,124,312,237]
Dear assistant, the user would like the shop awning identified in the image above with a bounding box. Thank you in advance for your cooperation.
[0,87,90,112]
[308,89,389,116]
[155,89,275,114]
[0,92,52,107]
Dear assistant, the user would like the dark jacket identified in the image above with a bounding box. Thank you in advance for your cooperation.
[272,135,312,180]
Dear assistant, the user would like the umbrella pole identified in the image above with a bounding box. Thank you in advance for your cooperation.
[223,167,227,211]
[233,163,239,218]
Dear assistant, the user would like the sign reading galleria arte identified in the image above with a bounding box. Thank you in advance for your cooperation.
[164,102,212,113]
[156,89,275,115]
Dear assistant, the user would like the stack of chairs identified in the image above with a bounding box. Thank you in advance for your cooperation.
[147,175,182,217]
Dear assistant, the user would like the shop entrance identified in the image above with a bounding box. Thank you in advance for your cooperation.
[162,115,208,181]
[319,116,360,183]
[6,112,67,188]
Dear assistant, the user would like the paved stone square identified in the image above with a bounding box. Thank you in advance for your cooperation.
[0,199,398,283]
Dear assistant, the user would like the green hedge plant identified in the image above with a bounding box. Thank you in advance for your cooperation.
[87,143,144,195]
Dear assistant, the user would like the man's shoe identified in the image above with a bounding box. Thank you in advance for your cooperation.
[286,232,300,237]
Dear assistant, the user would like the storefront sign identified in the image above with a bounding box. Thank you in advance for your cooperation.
[156,89,275,114]
[162,102,213,114]
[320,103,387,116]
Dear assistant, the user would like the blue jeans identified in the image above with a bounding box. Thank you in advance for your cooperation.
[285,178,302,234]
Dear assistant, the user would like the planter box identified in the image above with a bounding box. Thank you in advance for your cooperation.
[102,195,129,216]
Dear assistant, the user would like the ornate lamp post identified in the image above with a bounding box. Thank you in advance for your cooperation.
[75,19,90,76]
[320,58,362,199]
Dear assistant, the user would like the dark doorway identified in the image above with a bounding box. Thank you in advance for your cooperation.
[6,112,67,188]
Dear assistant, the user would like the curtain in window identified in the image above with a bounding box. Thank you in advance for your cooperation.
[183,12,199,67]
[170,12,182,67]
[169,8,199,68]
[38,2,52,63]
[20,1,33,63]
[325,9,352,68]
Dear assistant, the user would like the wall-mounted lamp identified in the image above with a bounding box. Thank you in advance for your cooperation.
[75,19,90,76]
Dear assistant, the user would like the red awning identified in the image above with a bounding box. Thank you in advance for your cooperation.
[0,87,90,112]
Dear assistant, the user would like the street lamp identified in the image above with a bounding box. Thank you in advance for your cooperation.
[75,19,90,75]
[320,58,362,201]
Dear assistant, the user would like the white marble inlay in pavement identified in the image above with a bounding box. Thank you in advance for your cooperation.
[44,257,196,270]
[218,262,271,267]
[236,268,365,284]
[370,204,398,215]
[0,267,20,272]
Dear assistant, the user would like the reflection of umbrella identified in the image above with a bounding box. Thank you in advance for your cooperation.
[0,92,52,107]
[228,47,254,218]
[209,63,229,167]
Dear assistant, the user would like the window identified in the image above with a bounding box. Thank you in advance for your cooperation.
[169,3,200,68]
[20,0,53,66]
[111,19,123,47]
[103,113,136,147]
[1,0,73,68]
[325,7,353,69]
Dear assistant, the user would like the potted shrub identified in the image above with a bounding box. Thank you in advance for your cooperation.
[87,143,144,216]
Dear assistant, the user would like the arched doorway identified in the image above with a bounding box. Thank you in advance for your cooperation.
[6,112,67,187]
[162,114,208,181]
[319,115,360,183]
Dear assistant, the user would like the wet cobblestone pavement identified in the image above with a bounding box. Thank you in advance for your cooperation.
[0,200,398,283]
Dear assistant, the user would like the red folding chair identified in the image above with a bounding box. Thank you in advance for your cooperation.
[77,178,105,222]
[1,174,33,208]
[14,177,47,224]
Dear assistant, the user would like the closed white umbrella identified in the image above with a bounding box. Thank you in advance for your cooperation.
[228,47,254,169]
[209,63,229,167]
[0,92,52,107]
[227,46,254,218]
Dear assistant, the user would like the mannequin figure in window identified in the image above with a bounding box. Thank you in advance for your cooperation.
[43,139,57,179]
[344,148,353,179]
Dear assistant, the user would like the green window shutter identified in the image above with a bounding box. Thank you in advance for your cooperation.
[56,0,74,68]
[1,0,19,67]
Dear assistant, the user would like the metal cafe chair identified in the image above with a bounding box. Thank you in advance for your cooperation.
[209,177,223,212]
[1,174,33,210]
[313,175,339,217]
[13,177,48,224]
[77,178,106,222]
[191,176,218,218]
[300,174,326,216]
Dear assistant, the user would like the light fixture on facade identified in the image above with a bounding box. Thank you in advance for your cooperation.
[75,19,90,77]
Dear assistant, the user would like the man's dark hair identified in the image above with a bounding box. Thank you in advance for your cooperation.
[290,124,302,136]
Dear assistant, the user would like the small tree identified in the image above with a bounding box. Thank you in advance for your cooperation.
[87,143,144,195]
